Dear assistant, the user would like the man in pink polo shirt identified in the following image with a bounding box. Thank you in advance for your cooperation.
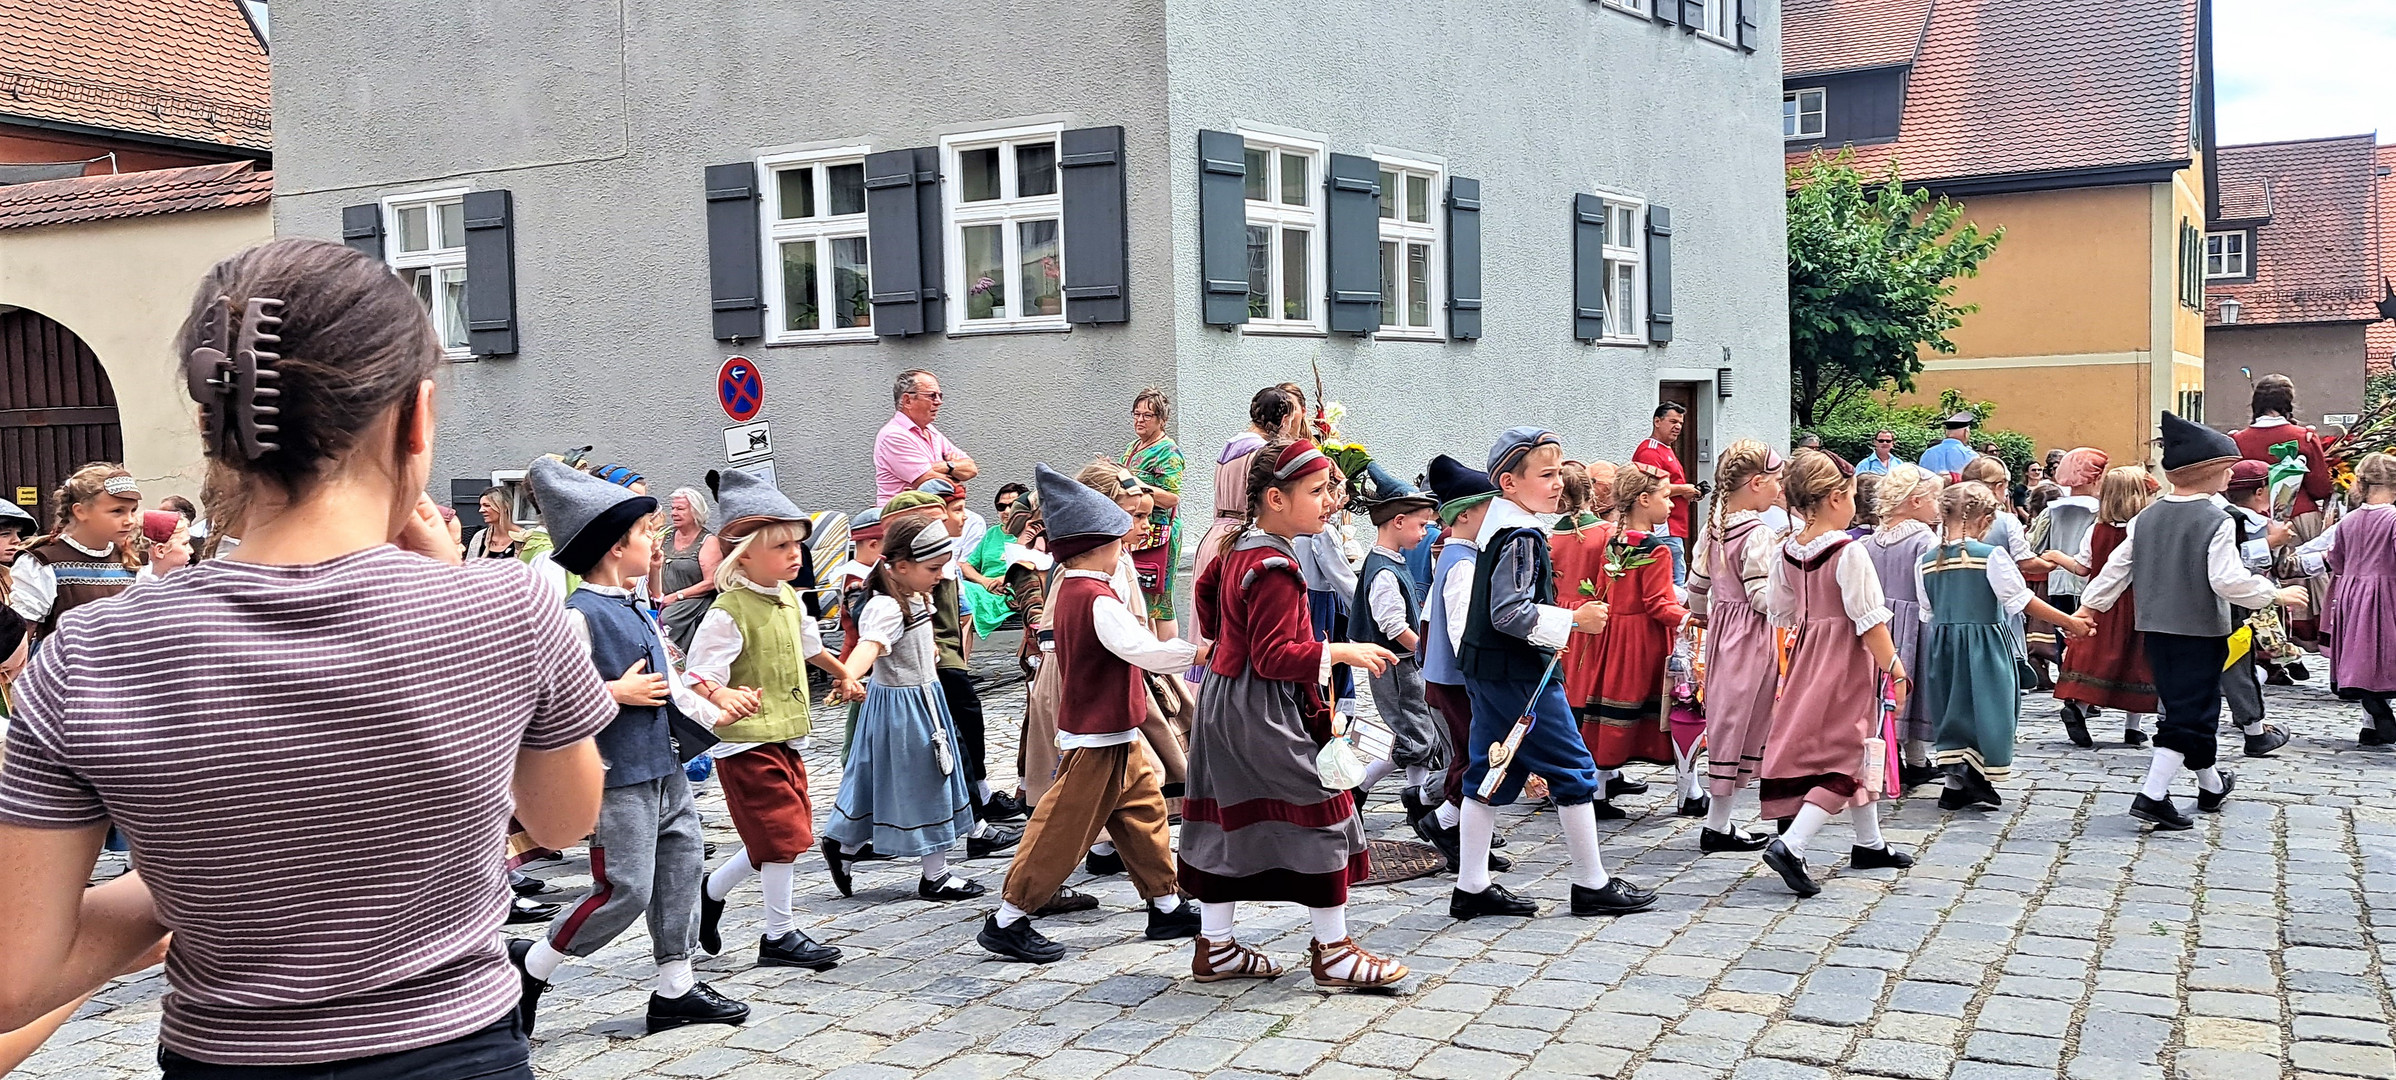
[874,369,979,501]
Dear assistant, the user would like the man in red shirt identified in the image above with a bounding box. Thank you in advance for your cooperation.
[1630,402,1704,585]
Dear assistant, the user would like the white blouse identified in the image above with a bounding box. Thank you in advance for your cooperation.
[1687,510,1778,613]
[1914,542,2035,622]
[1767,532,1892,636]
[685,579,828,687]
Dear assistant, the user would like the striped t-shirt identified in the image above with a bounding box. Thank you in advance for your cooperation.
[0,545,613,1065]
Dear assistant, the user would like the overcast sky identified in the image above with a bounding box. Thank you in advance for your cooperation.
[2215,0,2396,145]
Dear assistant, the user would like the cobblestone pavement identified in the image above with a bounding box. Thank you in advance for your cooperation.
[25,658,2396,1080]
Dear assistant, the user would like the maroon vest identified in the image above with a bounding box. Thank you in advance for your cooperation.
[1051,574,1147,738]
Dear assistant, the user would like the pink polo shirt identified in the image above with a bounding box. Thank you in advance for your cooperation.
[874,411,962,500]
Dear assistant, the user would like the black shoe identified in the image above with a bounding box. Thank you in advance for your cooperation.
[1774,816,1793,834]
[822,838,856,898]
[1937,787,1978,812]
[1400,786,1432,824]
[978,914,1067,962]
[704,840,717,858]
[2123,729,2149,748]
[966,825,1022,860]
[1605,775,1649,799]
[1570,879,1658,916]
[758,929,841,970]
[1761,839,1821,897]
[1898,763,1940,790]
[698,889,725,955]
[1591,800,1628,821]
[2197,771,2236,813]
[1490,832,1507,848]
[1414,812,1460,867]
[506,938,548,1036]
[1449,882,1539,919]
[1144,901,1202,940]
[2365,726,2391,746]
[2130,793,2193,830]
[1083,848,1126,876]
[506,897,559,924]
[1700,827,1770,853]
[1849,843,1915,870]
[1963,769,2003,809]
[2061,701,2093,748]
[1677,794,1711,818]
[2288,659,2311,681]
[919,875,988,901]
[980,791,1029,823]
[645,981,749,1033]
[1033,887,1099,916]
[2265,663,2294,687]
[2243,726,2290,758]
[509,870,553,898]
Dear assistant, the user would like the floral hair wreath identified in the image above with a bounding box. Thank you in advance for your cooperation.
[184,295,284,461]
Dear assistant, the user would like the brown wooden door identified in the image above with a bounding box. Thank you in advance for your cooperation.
[0,308,123,523]
[1659,382,1699,469]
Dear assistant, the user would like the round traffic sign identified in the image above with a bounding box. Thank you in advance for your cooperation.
[718,356,763,422]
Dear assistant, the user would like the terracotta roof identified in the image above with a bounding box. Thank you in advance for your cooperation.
[2206,136,2380,329]
[0,0,271,151]
[2370,144,2396,374]
[1783,0,1934,77]
[1785,0,2201,187]
[2214,176,2272,222]
[0,160,270,230]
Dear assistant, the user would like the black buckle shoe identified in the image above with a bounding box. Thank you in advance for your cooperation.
[2129,793,2193,830]
[978,914,1067,962]
[966,825,1023,860]
[2287,659,2311,681]
[1570,879,1657,916]
[919,875,988,901]
[2197,771,2236,813]
[1761,839,1821,897]
[759,929,842,970]
[645,981,750,1032]
[2243,726,2290,758]
[980,791,1029,823]
[1898,763,1941,791]
[1964,769,2003,809]
[506,938,549,1037]
[1400,787,1432,825]
[1033,886,1099,916]
[509,870,552,898]
[1937,787,1976,812]
[1450,882,1539,920]
[1083,847,1126,876]
[2061,701,2093,748]
[1144,901,1202,940]
[1591,800,1628,821]
[1700,827,1769,853]
[506,896,560,925]
[1849,843,1914,870]
[1605,775,1650,799]
[1677,794,1711,818]
[822,838,856,898]
[2123,729,2149,748]
[697,889,725,955]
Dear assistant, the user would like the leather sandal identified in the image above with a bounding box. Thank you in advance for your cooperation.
[1308,936,1408,989]
[1191,936,1282,983]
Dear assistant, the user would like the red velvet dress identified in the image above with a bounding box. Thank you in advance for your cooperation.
[1581,531,1687,769]
[2055,522,2158,712]
[1549,515,1613,715]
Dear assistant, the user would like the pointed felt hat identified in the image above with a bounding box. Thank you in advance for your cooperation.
[715,467,810,544]
[530,456,657,575]
[1033,462,1132,561]
[2159,411,2239,475]
[1356,464,1437,525]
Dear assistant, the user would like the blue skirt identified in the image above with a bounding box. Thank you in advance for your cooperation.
[822,679,976,858]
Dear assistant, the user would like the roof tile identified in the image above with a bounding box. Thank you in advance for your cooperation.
[0,160,271,230]
[2206,136,2380,329]
[2368,145,2396,373]
[1783,0,1934,77]
[0,0,271,151]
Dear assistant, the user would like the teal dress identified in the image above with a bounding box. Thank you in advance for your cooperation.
[1918,540,2022,783]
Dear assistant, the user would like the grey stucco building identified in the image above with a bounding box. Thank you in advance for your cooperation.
[273,0,1791,537]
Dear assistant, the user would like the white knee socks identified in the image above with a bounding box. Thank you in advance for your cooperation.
[706,848,758,902]
[1903,739,1933,767]
[654,958,694,998]
[1434,800,1460,829]
[1406,765,1432,794]
[1703,791,1737,833]
[2142,747,2185,799]
[1457,800,1498,893]
[1851,802,1885,850]
[1781,803,1833,858]
[920,852,953,887]
[1359,757,1398,794]
[524,937,566,981]
[760,860,796,936]
[2195,766,2225,794]
[995,900,1028,928]
[1677,763,1706,801]
[1557,801,1612,890]
[1199,901,1236,941]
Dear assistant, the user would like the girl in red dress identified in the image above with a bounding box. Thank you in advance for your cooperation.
[2042,466,2158,748]
[1579,465,1689,811]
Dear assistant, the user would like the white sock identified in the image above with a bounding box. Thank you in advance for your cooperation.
[706,848,757,902]
[1903,739,1933,767]
[1557,801,1612,889]
[995,900,1029,928]
[1089,840,1116,857]
[921,852,950,883]
[2125,712,2150,734]
[1200,901,1236,941]
[1308,905,1348,944]
[2236,719,2264,737]
[1782,803,1833,858]
[1944,773,1966,791]
[1458,800,1498,893]
[969,820,991,839]
[1434,800,1460,829]
[653,958,694,998]
[1360,757,1398,792]
[1703,792,1736,833]
[2142,748,2185,800]
[1406,765,1431,792]
[524,937,566,981]
[761,860,796,936]
[2195,766,2225,794]
[975,779,995,802]
[1149,895,1184,913]
[1851,802,1885,850]
[1678,763,1706,800]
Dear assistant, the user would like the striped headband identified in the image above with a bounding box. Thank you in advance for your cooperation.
[103,476,139,496]
[897,525,956,562]
[1273,440,1332,481]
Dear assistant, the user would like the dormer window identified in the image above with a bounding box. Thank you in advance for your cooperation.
[2204,231,2249,279]
[1784,88,1826,140]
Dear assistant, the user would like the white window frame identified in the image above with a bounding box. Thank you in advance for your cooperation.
[1239,130,1329,336]
[1596,190,1647,346]
[941,123,1069,334]
[2204,230,2249,279]
[1371,153,1444,339]
[1700,0,1734,41]
[381,187,472,361]
[1784,88,1827,141]
[758,147,877,345]
[1603,0,1650,14]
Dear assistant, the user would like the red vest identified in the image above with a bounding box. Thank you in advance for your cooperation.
[1051,574,1147,738]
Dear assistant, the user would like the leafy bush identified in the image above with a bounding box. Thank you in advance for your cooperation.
[1806,388,2037,476]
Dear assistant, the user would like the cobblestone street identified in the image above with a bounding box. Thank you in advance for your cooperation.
[26,663,2396,1080]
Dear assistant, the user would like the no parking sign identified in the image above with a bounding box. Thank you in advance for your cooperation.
[717,356,763,423]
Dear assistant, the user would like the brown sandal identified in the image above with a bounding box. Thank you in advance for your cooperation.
[1308,936,1409,989]
[1192,935,1281,982]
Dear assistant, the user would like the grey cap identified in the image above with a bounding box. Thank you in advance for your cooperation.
[1032,463,1132,547]
[715,466,810,544]
[1486,426,1562,475]
[0,500,35,533]
[1944,412,1975,428]
[529,456,656,576]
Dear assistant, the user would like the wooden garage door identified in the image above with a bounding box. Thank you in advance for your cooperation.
[0,307,123,523]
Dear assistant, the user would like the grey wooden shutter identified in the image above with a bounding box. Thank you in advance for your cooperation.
[461,189,519,356]
[1736,0,1759,51]
[341,204,384,261]
[704,162,763,341]
[1646,204,1674,344]
[1059,125,1128,325]
[1446,176,1482,340]
[865,147,944,337]
[1326,152,1382,334]
[1678,0,1702,30]
[1198,130,1249,327]
[1573,193,1607,343]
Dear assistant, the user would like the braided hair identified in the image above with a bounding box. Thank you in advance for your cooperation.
[1705,440,1778,549]
[1218,439,1296,558]
[40,463,142,571]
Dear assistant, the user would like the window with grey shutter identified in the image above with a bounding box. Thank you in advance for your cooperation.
[1447,177,1482,340]
[461,189,518,356]
[1198,130,1249,327]
[1325,153,1382,334]
[1573,193,1607,343]
[864,147,944,337]
[1059,125,1128,325]
[1646,204,1674,343]
[1648,0,1675,24]
[1679,0,1702,30]
[342,203,384,260]
[1736,0,1759,51]
[705,162,764,340]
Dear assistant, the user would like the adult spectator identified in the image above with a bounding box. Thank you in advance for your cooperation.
[1855,430,1898,475]
[470,486,525,559]
[1630,402,1703,584]
[1793,431,1823,450]
[1121,386,1186,640]
[2230,373,2332,518]
[873,369,977,501]
[1918,412,1977,475]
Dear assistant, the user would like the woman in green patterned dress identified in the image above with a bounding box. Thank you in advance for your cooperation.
[1122,387,1185,640]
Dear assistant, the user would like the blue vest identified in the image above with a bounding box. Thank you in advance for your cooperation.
[1421,540,1475,686]
[1348,551,1421,656]
[565,589,684,788]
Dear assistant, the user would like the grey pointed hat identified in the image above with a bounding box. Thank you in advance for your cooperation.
[529,456,657,576]
[1032,462,1131,560]
[714,466,811,544]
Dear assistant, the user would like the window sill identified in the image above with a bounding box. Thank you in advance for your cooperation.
[1373,329,1445,342]
[1698,31,1737,48]
[443,349,478,364]
[948,319,1071,338]
[1239,322,1329,338]
[1590,337,1651,348]
[764,332,880,348]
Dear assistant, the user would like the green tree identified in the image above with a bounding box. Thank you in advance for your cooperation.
[1787,152,2003,428]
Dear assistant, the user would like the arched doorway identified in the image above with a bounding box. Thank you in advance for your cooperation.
[0,307,123,525]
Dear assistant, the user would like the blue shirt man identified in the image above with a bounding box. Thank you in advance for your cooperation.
[1855,430,1899,475]
[1918,413,1977,474]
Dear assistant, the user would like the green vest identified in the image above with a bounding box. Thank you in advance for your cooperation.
[710,584,815,743]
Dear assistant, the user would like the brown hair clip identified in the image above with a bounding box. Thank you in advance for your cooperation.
[184,295,284,460]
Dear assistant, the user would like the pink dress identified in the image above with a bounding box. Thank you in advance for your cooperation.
[1693,515,1777,797]
[1760,533,1889,820]
[2327,504,2396,693]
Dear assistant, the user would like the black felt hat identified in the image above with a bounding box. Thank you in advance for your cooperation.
[2159,411,2239,475]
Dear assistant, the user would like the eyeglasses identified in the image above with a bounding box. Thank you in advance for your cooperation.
[1131,410,1159,420]
[1875,437,1894,444]
[908,389,944,402]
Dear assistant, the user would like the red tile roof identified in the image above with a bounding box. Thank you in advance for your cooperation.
[2206,136,2380,329]
[2214,176,2272,222]
[1785,0,2201,187]
[0,160,270,230]
[0,0,271,151]
[2369,145,2396,374]
[1783,0,1933,77]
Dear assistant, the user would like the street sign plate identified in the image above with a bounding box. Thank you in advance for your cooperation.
[724,420,772,464]
[717,356,763,422]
